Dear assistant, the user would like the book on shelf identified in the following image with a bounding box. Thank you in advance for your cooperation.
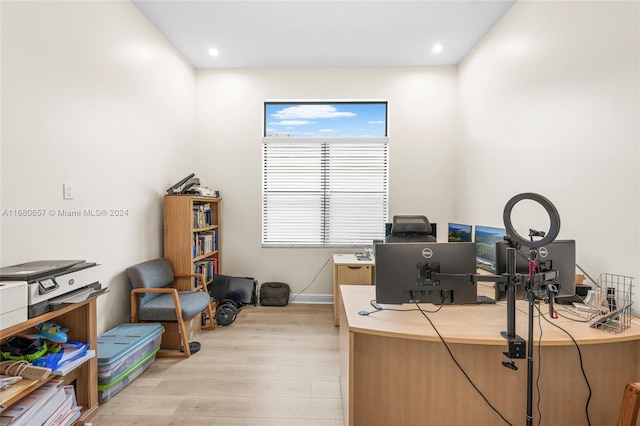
[43,391,72,426]
[44,385,79,426]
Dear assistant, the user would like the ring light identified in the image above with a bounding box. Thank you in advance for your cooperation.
[503,193,560,248]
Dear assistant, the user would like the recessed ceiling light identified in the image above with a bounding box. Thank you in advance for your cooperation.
[208,48,220,57]
[432,44,443,53]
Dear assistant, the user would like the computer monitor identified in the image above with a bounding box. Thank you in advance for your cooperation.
[536,240,576,298]
[474,225,506,272]
[494,240,576,299]
[375,242,477,305]
[448,223,472,243]
[495,241,530,275]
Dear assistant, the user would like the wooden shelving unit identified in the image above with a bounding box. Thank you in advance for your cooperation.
[163,196,221,289]
[0,299,99,424]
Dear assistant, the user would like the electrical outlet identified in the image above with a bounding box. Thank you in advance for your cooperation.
[63,183,74,200]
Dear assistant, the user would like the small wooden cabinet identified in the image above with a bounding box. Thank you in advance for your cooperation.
[0,299,99,424]
[332,254,375,326]
[163,195,221,288]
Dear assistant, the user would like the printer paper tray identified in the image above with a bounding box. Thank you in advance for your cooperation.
[49,286,109,309]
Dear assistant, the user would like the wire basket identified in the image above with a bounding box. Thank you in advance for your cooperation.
[588,273,634,333]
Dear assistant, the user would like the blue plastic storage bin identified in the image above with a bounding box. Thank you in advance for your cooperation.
[97,323,163,403]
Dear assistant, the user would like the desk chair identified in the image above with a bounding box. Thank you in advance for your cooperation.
[127,258,215,358]
[618,382,640,426]
[385,215,437,243]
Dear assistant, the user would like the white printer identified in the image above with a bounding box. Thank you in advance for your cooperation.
[0,260,105,318]
[0,281,28,329]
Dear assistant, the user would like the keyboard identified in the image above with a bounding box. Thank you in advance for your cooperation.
[477,295,496,304]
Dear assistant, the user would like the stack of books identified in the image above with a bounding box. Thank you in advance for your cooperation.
[194,260,215,286]
[0,380,81,426]
[193,204,212,228]
[194,231,215,256]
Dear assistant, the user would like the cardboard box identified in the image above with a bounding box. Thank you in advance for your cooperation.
[0,281,28,330]
[160,316,201,350]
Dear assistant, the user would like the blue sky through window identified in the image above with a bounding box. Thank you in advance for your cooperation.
[264,102,387,137]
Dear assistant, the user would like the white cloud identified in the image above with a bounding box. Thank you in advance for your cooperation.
[368,120,385,124]
[319,129,337,133]
[271,120,315,126]
[271,105,357,119]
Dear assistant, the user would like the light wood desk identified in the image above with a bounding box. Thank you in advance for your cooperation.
[340,285,640,426]
[332,254,375,326]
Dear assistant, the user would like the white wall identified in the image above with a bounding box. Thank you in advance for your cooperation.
[4,0,636,329]
[1,1,196,333]
[195,68,458,297]
[458,2,639,304]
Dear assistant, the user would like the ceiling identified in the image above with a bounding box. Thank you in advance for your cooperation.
[132,0,516,69]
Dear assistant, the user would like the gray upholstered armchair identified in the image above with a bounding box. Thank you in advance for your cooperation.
[126,258,215,358]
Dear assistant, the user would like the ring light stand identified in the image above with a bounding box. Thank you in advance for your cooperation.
[502,193,561,426]
[503,192,560,249]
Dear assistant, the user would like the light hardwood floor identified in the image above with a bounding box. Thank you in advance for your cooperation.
[91,304,343,426]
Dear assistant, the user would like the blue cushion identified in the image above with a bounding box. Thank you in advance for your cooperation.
[137,291,210,322]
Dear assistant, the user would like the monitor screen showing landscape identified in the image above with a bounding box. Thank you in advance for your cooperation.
[474,225,506,271]
[448,223,472,243]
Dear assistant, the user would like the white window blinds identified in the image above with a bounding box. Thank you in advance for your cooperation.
[262,137,389,247]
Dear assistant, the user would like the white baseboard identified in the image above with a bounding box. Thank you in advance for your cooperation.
[289,293,333,304]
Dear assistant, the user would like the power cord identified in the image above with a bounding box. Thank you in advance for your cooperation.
[415,302,513,426]
[288,255,332,304]
[359,299,443,316]
[535,304,592,426]
[555,307,596,322]
[536,306,543,426]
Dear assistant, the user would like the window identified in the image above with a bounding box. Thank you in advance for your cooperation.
[262,102,388,247]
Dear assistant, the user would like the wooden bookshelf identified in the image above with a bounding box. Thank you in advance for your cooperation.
[163,196,221,289]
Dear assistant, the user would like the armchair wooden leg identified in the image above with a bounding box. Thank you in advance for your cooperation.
[177,316,191,358]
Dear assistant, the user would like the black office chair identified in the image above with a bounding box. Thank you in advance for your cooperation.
[385,215,437,242]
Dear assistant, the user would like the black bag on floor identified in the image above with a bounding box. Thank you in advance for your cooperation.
[260,282,290,306]
[209,275,257,326]
[210,274,257,305]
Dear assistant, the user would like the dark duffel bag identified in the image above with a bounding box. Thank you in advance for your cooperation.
[260,282,290,306]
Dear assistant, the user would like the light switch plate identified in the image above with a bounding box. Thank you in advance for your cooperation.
[63,183,74,200]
